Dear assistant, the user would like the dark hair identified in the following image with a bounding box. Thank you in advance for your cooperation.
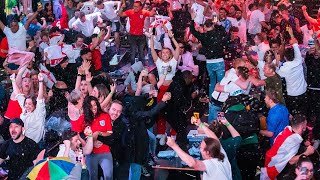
[264,50,275,64]
[182,70,193,80]
[75,34,84,41]
[265,89,279,104]
[219,8,228,14]
[291,114,306,128]
[204,19,214,28]
[80,48,91,56]
[255,33,265,42]
[284,47,294,61]
[237,66,249,80]
[248,4,255,11]
[134,1,142,6]
[270,38,281,46]
[111,100,123,107]
[79,11,86,18]
[278,4,288,12]
[208,121,223,137]
[62,130,78,141]
[94,84,109,99]
[83,96,103,126]
[96,0,104,5]
[230,26,239,32]
[231,5,240,12]
[178,41,192,53]
[24,95,37,109]
[91,34,99,39]
[203,138,225,161]
[49,26,60,34]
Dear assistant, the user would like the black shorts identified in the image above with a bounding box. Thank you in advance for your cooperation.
[107,21,121,32]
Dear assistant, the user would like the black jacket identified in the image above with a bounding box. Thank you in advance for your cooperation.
[190,20,227,59]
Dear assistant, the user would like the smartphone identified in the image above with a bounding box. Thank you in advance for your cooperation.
[300,167,307,175]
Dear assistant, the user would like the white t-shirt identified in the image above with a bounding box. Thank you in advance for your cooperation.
[228,17,247,43]
[211,68,242,102]
[156,57,177,80]
[39,41,49,53]
[202,147,232,180]
[248,9,265,35]
[94,2,119,21]
[57,144,77,163]
[72,12,101,37]
[4,24,27,51]
[191,3,206,25]
[300,25,314,46]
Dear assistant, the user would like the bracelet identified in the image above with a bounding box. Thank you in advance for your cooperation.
[77,74,83,76]
[82,165,87,169]
[87,135,92,138]
[109,92,114,95]
[225,122,231,127]
[99,132,103,136]
[11,79,15,82]
[199,123,205,128]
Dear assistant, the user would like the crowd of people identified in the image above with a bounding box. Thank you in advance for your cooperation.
[0,0,319,179]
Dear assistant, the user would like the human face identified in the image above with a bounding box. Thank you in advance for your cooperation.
[271,43,280,54]
[295,162,314,180]
[97,3,104,9]
[274,14,282,24]
[264,95,272,108]
[219,10,227,19]
[133,3,141,12]
[229,6,235,16]
[231,31,238,39]
[75,37,84,47]
[178,43,184,55]
[90,100,98,116]
[22,78,31,91]
[42,35,49,42]
[25,98,36,113]
[91,87,99,99]
[70,135,81,151]
[86,52,92,61]
[47,3,52,10]
[61,61,69,69]
[109,103,123,121]
[161,49,171,61]
[80,16,86,23]
[235,11,242,20]
[199,141,210,160]
[9,123,23,140]
[80,80,88,94]
[254,35,261,45]
[10,21,19,33]
[31,74,38,86]
[263,64,272,77]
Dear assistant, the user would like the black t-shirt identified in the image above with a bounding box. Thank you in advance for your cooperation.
[0,137,40,180]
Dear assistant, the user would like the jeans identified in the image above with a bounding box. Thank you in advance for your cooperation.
[208,102,222,124]
[147,129,157,156]
[86,152,113,180]
[129,163,142,180]
[206,61,225,98]
[128,34,146,64]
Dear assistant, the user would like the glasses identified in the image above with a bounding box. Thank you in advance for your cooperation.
[179,46,184,48]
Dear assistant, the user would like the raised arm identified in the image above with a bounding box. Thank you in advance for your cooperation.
[25,6,43,30]
[220,117,240,138]
[166,137,206,171]
[135,70,148,96]
[150,35,159,62]
[37,73,44,100]
[16,64,28,88]
[118,3,127,17]
[192,117,220,141]
[10,74,22,95]
[301,6,318,24]
[0,19,5,31]
[168,30,180,61]
[82,127,94,155]
[100,83,116,109]
[75,66,84,90]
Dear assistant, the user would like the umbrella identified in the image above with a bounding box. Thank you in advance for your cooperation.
[27,157,75,180]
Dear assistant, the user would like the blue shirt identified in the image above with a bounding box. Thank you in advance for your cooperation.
[267,104,289,145]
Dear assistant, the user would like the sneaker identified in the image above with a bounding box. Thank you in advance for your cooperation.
[141,166,151,177]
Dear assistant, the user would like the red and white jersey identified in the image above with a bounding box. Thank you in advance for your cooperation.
[260,126,303,180]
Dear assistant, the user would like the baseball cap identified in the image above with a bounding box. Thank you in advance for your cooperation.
[10,118,24,127]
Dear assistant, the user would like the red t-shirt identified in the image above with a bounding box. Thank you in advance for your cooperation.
[0,37,8,58]
[312,19,320,32]
[71,113,113,154]
[88,43,102,71]
[124,9,152,35]
[4,99,22,119]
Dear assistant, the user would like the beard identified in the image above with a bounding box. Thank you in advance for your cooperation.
[236,17,241,21]
[11,131,22,140]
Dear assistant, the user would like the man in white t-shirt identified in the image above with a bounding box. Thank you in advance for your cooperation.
[248,3,270,39]
[300,23,314,46]
[251,33,270,80]
[0,6,42,51]
[72,11,102,37]
[95,0,121,52]
[228,7,247,43]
